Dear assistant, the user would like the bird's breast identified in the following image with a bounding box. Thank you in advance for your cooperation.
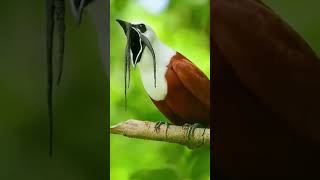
[140,67,168,101]
[138,41,176,101]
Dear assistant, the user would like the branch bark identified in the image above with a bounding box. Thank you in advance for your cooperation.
[110,119,210,147]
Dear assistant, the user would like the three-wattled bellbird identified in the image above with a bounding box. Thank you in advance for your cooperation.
[117,20,210,135]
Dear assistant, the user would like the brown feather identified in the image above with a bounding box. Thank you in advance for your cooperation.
[172,53,210,110]
[213,0,320,177]
[152,53,210,127]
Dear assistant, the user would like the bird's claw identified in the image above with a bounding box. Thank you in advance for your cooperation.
[183,123,203,141]
[154,121,170,139]
[154,121,169,132]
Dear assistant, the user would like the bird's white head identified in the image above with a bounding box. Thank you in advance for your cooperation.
[117,19,177,101]
[131,21,157,44]
[116,19,157,69]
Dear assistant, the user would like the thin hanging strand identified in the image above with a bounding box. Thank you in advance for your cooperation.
[56,0,66,86]
[46,0,55,157]
[124,24,132,110]
[122,25,157,111]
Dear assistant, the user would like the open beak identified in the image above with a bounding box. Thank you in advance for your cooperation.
[116,19,136,68]
[117,19,157,90]
[116,19,156,71]
[116,19,131,35]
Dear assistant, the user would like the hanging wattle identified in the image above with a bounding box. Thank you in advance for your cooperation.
[121,22,157,109]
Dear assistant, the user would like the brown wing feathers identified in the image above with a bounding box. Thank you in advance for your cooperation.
[172,53,210,110]
[214,0,320,142]
[213,0,320,177]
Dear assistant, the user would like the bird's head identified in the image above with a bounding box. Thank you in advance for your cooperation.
[116,19,156,69]
[70,0,94,24]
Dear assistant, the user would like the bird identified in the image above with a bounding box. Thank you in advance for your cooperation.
[46,0,107,156]
[213,0,320,177]
[116,20,210,131]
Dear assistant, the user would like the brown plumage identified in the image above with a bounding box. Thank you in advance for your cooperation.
[152,53,210,127]
[213,0,320,177]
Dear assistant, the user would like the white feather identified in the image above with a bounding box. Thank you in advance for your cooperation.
[138,39,175,101]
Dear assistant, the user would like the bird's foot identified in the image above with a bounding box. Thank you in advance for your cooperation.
[154,121,170,139]
[154,121,170,132]
[182,123,203,141]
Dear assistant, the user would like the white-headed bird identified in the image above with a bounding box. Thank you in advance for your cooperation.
[117,20,210,133]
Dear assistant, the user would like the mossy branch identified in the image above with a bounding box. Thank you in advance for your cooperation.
[110,119,210,147]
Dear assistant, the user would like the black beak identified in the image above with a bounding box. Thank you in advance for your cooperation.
[116,19,131,35]
[70,0,91,24]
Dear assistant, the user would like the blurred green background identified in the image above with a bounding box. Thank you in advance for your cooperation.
[110,0,210,180]
[264,0,320,56]
[0,0,108,179]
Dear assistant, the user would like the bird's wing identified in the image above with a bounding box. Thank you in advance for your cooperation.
[252,0,272,10]
[171,55,210,110]
[213,0,320,141]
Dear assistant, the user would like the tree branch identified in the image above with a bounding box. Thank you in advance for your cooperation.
[110,119,210,147]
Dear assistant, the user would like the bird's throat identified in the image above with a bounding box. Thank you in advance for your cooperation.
[138,40,176,101]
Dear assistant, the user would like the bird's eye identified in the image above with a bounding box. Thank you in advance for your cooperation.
[137,24,147,33]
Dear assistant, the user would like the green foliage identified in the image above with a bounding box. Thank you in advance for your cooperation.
[130,168,180,180]
[110,0,210,179]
